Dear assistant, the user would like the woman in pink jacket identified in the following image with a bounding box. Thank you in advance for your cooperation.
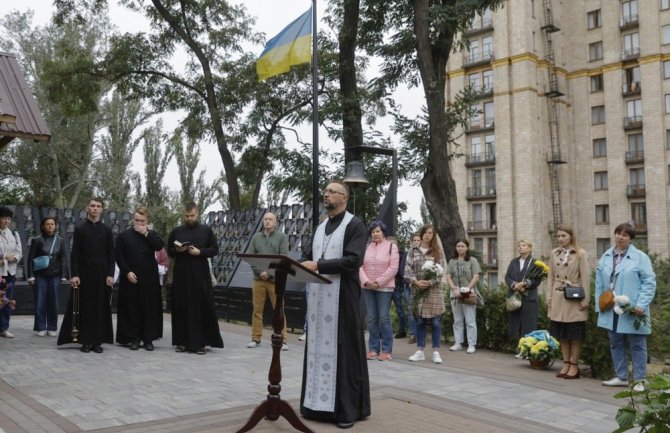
[359,221,399,361]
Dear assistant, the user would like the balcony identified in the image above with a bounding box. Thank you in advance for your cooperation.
[467,220,497,233]
[619,14,639,30]
[466,186,496,200]
[465,18,494,36]
[623,115,643,130]
[472,84,494,99]
[465,119,495,133]
[625,150,644,164]
[465,152,496,167]
[464,50,494,68]
[622,81,641,96]
[626,184,646,198]
[620,47,640,61]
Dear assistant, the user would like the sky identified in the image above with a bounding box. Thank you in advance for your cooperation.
[5,0,425,224]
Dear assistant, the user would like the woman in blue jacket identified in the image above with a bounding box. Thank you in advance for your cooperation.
[596,223,656,390]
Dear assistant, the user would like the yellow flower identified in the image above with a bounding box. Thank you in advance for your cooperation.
[536,341,549,350]
[530,346,540,355]
[526,337,538,345]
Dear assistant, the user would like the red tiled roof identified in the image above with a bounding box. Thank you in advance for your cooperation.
[0,51,50,147]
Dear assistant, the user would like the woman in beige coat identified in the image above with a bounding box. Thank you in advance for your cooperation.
[547,224,590,379]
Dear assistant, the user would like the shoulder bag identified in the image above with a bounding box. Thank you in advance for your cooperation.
[563,285,585,300]
[32,237,57,272]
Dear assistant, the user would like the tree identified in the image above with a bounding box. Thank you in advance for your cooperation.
[361,0,505,250]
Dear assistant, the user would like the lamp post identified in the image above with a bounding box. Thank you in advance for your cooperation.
[342,146,398,236]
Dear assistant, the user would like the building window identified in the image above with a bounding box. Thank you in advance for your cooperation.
[487,203,496,229]
[488,273,499,288]
[594,171,608,190]
[626,99,642,118]
[485,134,495,158]
[482,36,493,58]
[484,101,494,126]
[622,32,639,58]
[485,167,496,194]
[629,167,645,187]
[631,202,647,230]
[471,169,482,194]
[472,204,483,228]
[590,74,603,92]
[665,61,670,79]
[666,94,670,113]
[469,72,480,90]
[589,41,603,61]
[482,70,494,91]
[595,205,610,224]
[587,9,601,29]
[591,105,605,124]
[593,138,607,157]
[663,25,670,44]
[667,129,670,149]
[487,237,498,266]
[596,238,611,258]
[473,238,484,254]
[628,133,643,154]
[663,0,670,10]
[531,0,535,18]
[622,1,638,19]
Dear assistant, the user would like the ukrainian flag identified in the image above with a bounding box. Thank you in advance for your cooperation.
[257,7,312,81]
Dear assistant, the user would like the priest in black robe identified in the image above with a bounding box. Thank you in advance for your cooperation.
[300,181,370,430]
[58,197,114,353]
[167,201,223,354]
[115,206,164,351]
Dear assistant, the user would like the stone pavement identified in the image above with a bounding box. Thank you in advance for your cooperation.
[0,315,622,433]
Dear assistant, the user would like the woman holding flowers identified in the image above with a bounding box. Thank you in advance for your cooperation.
[596,223,656,390]
[405,224,447,364]
[547,224,590,379]
[359,220,399,361]
[446,239,481,354]
[505,240,547,339]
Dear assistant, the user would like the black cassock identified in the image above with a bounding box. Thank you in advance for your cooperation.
[115,229,164,345]
[300,211,371,424]
[167,223,223,350]
[58,219,114,346]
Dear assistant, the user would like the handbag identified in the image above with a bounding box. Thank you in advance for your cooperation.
[563,285,585,300]
[505,293,521,312]
[32,237,57,272]
[599,290,615,311]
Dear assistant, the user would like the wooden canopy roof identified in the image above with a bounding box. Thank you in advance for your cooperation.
[0,51,50,148]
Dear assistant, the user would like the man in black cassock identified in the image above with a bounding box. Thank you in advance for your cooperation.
[300,180,370,430]
[58,197,114,353]
[167,201,223,354]
[115,207,164,351]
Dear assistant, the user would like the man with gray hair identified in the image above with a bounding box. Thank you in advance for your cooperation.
[246,212,289,350]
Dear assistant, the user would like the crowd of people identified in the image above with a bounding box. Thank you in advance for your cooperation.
[0,184,659,429]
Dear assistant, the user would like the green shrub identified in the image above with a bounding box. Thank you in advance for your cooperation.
[613,373,670,432]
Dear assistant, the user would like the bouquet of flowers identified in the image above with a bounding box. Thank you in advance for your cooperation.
[614,295,649,330]
[527,260,549,282]
[517,330,561,362]
[421,260,444,281]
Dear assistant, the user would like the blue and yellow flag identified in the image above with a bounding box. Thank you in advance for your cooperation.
[257,7,312,81]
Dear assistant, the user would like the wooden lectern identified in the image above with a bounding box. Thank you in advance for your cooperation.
[235,254,331,433]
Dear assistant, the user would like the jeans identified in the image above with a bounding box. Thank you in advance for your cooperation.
[363,289,393,353]
[608,330,648,382]
[451,299,477,346]
[404,284,416,336]
[391,288,406,333]
[34,276,60,332]
[415,314,442,349]
[0,274,16,331]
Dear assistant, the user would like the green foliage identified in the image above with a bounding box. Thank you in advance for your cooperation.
[613,373,670,433]
[648,255,670,362]
[581,297,615,379]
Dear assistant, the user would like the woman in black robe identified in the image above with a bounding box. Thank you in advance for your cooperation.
[505,239,543,339]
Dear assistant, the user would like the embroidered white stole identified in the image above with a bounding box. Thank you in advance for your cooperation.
[303,211,353,412]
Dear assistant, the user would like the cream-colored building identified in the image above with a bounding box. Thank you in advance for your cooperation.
[446,0,670,287]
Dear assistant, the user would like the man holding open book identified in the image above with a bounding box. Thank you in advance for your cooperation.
[167,201,223,354]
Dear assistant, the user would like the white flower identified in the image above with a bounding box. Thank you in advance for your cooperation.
[421,260,435,271]
[614,305,624,315]
[614,295,630,306]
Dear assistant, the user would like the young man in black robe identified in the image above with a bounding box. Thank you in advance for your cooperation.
[167,201,223,354]
[300,181,370,430]
[115,206,164,351]
[58,197,114,353]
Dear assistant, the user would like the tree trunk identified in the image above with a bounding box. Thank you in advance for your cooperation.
[413,0,465,250]
[339,0,364,163]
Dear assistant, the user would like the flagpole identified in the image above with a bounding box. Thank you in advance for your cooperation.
[311,0,320,230]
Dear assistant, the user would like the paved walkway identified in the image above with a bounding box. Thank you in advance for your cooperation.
[0,315,622,433]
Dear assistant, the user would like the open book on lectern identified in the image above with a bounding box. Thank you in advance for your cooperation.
[236,253,331,285]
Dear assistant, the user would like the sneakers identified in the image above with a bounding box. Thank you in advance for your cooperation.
[0,330,14,338]
[449,343,462,351]
[408,350,425,362]
[602,377,629,387]
[282,343,289,351]
[378,352,392,361]
[407,336,416,344]
[246,340,260,348]
[633,382,646,392]
[196,347,206,355]
[466,346,476,354]
[366,351,378,360]
[47,330,57,337]
[37,330,47,337]
[514,353,522,359]
[432,351,443,364]
[298,334,306,341]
